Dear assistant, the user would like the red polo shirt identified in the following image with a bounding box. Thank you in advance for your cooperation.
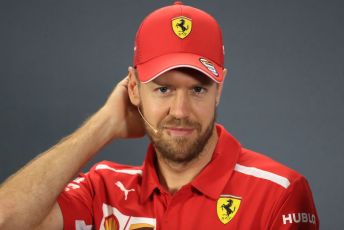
[57,124,319,229]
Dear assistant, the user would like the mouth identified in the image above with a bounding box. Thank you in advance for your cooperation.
[164,126,195,137]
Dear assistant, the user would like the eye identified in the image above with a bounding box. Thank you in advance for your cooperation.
[192,86,206,94]
[158,87,170,94]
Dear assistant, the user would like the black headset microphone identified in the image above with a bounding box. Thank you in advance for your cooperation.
[137,107,159,134]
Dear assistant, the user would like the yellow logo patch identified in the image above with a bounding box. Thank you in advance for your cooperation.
[216,195,242,224]
[129,223,155,230]
[172,16,192,39]
[104,214,119,230]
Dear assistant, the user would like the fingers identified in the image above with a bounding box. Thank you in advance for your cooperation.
[118,66,136,89]
[118,75,129,88]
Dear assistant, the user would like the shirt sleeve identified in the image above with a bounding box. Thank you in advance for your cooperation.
[57,172,94,229]
[268,176,319,229]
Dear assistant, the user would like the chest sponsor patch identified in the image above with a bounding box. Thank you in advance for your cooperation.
[100,203,156,230]
[282,212,317,225]
[216,194,242,224]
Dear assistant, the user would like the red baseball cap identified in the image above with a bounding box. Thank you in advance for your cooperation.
[133,1,225,83]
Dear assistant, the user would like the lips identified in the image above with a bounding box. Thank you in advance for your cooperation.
[164,127,195,137]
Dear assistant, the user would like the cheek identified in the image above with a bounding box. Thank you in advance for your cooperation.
[195,103,216,121]
[141,97,169,124]
[189,100,216,126]
[193,93,217,111]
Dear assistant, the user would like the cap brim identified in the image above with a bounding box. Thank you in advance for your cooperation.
[136,53,223,83]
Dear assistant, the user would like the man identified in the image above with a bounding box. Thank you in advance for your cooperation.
[0,2,319,229]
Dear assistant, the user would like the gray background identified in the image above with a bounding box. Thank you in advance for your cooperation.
[0,0,343,228]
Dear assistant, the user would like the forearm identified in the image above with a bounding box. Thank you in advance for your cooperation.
[0,106,116,229]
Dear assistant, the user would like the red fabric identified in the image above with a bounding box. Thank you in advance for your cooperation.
[57,124,319,229]
[133,2,224,83]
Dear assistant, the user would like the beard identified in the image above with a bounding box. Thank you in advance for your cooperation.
[142,105,216,164]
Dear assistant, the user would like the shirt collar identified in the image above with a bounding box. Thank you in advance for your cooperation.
[140,144,162,203]
[190,124,241,200]
[140,124,241,203]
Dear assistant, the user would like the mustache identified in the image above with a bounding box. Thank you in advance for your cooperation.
[160,117,201,131]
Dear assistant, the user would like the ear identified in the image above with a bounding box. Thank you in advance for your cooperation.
[215,68,227,106]
[128,66,141,106]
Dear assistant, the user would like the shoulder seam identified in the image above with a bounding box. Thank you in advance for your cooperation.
[234,163,291,189]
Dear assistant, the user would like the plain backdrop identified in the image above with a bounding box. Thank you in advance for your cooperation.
[1,0,343,228]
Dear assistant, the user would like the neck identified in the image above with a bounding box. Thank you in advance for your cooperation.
[155,127,218,194]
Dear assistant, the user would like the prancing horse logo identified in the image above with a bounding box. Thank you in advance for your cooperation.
[176,18,189,32]
[221,199,235,217]
[216,195,242,224]
[172,16,192,39]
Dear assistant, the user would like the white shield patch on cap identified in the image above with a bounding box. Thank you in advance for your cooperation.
[199,58,219,76]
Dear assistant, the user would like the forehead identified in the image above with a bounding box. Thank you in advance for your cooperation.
[150,68,215,86]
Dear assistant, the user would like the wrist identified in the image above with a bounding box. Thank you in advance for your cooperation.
[95,105,121,141]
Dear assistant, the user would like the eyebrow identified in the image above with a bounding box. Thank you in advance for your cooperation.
[152,80,214,89]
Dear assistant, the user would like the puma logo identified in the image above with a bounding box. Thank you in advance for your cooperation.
[115,181,135,200]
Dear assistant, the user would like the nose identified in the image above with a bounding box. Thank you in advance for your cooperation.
[169,91,191,119]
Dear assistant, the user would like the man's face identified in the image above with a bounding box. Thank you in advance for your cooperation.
[137,68,222,164]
